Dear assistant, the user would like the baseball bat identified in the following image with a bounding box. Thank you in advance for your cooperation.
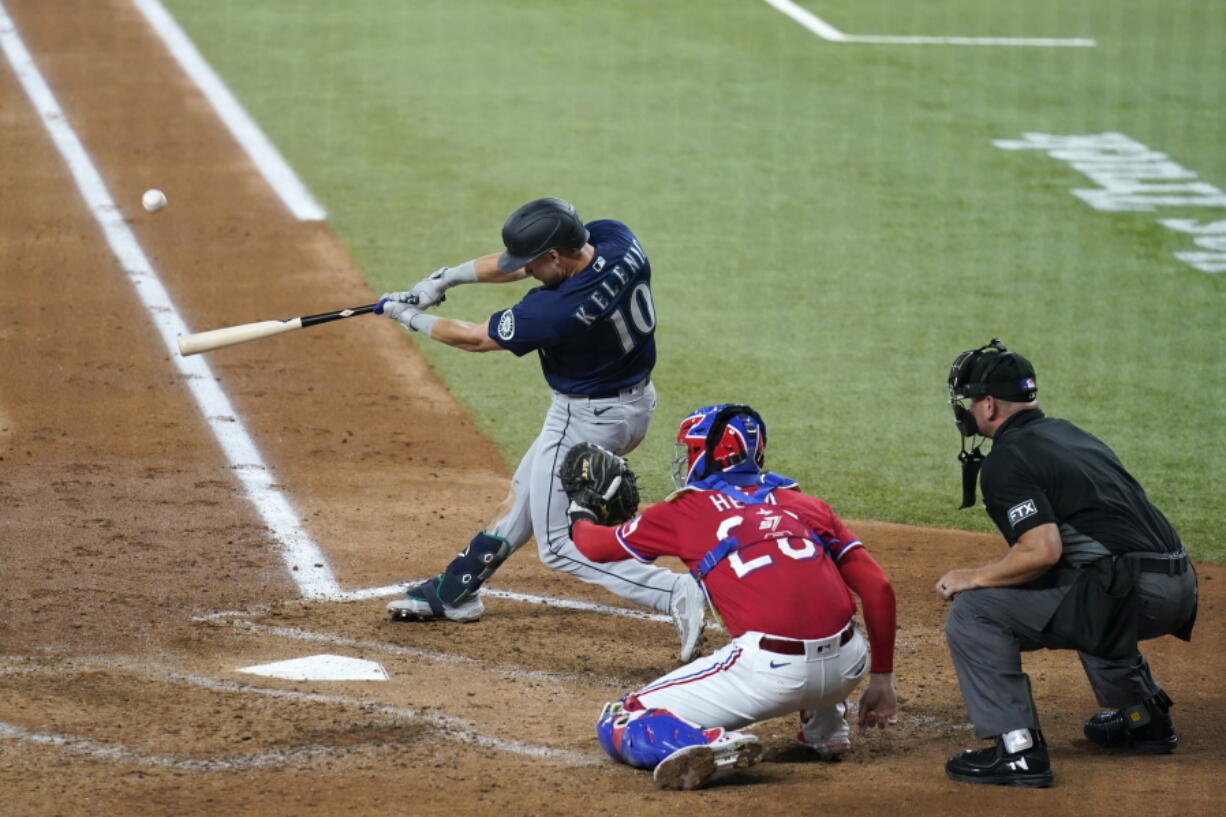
[177,303,379,356]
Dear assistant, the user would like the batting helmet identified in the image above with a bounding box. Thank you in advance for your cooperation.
[497,197,590,272]
[673,404,768,487]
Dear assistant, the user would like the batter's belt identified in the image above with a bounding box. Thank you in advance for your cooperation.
[567,376,651,401]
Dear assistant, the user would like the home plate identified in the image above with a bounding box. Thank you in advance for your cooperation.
[237,654,389,681]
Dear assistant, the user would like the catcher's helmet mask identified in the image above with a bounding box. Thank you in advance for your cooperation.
[497,197,590,272]
[947,338,1038,509]
[673,404,768,488]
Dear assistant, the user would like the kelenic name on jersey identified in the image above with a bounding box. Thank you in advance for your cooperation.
[572,239,648,326]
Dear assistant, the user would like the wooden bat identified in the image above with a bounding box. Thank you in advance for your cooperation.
[177,303,379,356]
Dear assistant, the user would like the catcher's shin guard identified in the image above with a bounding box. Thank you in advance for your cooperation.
[596,705,708,769]
[437,531,512,604]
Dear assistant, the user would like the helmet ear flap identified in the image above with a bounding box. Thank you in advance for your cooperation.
[700,404,766,480]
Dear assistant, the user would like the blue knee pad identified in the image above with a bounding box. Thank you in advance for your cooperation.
[596,704,708,770]
[436,532,511,604]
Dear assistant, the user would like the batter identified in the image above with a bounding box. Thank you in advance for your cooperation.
[376,197,705,661]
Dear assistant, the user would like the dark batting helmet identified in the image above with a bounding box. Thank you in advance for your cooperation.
[497,197,590,272]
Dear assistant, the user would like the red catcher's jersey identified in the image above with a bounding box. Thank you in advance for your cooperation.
[614,486,862,639]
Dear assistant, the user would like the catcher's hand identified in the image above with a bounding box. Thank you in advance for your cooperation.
[558,442,640,527]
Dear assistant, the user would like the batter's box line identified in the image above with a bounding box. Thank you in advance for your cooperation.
[1,656,600,767]
[213,618,619,687]
[197,583,684,625]
[761,0,1097,47]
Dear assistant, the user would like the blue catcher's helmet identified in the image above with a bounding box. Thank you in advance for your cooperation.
[673,404,767,487]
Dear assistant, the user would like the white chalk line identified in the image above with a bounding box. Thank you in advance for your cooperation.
[0,2,339,599]
[196,584,675,623]
[129,0,326,220]
[760,0,1096,47]
[0,722,341,772]
[340,582,675,623]
[0,657,599,769]
[165,671,598,765]
[215,618,617,686]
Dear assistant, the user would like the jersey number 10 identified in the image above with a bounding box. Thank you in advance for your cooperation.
[608,282,657,354]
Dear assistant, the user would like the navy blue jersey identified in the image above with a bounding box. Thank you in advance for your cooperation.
[487,220,657,395]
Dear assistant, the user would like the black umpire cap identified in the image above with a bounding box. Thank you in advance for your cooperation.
[949,340,1038,402]
[497,197,590,272]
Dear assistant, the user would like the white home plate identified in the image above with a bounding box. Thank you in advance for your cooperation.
[237,654,389,681]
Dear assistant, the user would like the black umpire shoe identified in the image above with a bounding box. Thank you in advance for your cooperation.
[946,734,1053,788]
[1084,691,1178,754]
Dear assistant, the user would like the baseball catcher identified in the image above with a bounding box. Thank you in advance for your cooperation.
[567,404,900,790]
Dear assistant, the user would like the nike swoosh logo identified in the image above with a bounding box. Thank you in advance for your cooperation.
[769,660,790,669]
[593,406,613,416]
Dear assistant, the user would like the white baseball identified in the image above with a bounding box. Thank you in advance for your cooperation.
[142,189,167,212]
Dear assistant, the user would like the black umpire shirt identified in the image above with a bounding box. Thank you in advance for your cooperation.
[980,409,1183,561]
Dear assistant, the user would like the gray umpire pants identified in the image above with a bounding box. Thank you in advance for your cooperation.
[943,564,1197,739]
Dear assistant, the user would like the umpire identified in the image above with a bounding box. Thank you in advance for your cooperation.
[935,339,1197,788]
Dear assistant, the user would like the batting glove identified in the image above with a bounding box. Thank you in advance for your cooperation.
[407,271,448,309]
[410,260,479,309]
[381,298,437,336]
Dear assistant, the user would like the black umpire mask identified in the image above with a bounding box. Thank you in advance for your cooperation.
[946,339,1038,509]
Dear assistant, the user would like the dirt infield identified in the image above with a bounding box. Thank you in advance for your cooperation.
[0,2,1220,815]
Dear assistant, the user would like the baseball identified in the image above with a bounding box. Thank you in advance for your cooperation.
[141,188,167,212]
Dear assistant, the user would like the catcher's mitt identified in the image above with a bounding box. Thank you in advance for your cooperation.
[558,442,640,526]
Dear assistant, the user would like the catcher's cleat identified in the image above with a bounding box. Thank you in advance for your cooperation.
[653,732,762,791]
[945,732,1053,788]
[796,731,851,761]
[796,705,851,761]
[670,578,706,662]
[387,576,484,622]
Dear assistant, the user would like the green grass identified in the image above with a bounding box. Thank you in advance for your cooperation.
[164,0,1226,560]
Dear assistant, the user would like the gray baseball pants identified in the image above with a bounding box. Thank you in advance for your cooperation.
[487,379,688,614]
[943,565,1197,738]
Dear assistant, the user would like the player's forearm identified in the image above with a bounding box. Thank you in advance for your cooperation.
[473,253,529,282]
[570,520,628,562]
[425,317,503,352]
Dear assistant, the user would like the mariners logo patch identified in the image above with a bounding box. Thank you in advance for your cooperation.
[497,310,515,341]
[1007,499,1039,527]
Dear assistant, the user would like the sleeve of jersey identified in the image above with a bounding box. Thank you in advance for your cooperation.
[981,451,1055,544]
[487,301,563,357]
[571,511,667,563]
[801,494,862,561]
[570,519,630,562]
[836,547,896,674]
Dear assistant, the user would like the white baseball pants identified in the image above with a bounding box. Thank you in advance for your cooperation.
[628,624,870,730]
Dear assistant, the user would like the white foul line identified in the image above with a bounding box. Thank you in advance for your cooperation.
[759,0,1096,47]
[129,0,326,220]
[0,2,339,599]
